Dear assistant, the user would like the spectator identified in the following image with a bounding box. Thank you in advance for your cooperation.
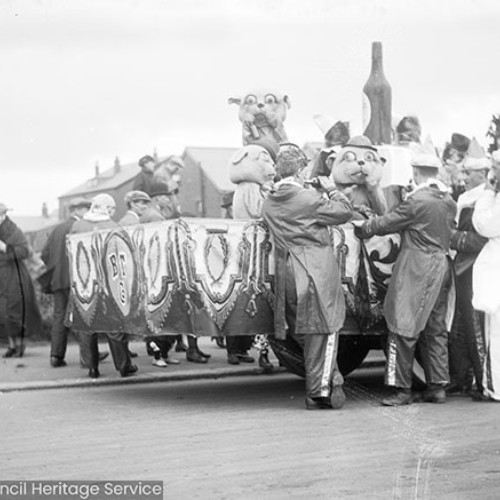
[154,155,184,194]
[71,194,137,379]
[40,196,106,368]
[118,190,151,226]
[0,203,42,358]
[448,143,490,396]
[133,155,157,196]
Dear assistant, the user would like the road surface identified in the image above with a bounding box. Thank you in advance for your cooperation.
[1,368,499,499]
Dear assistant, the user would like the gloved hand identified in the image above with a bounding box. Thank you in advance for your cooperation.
[316,176,337,194]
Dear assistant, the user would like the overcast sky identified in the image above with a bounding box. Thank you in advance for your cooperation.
[2,0,500,215]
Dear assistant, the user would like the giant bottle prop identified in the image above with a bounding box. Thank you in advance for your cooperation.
[362,42,392,145]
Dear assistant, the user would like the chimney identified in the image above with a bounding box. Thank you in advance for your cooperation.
[95,161,100,178]
[42,202,49,218]
[114,156,121,174]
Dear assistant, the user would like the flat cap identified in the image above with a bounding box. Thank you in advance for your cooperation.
[124,190,151,204]
[69,197,92,209]
[138,155,155,168]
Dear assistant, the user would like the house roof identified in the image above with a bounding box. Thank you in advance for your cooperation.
[59,157,167,199]
[10,213,60,234]
[183,146,238,192]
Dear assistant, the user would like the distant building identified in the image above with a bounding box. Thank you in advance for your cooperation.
[58,157,140,221]
[10,203,60,252]
[57,142,319,223]
[58,148,239,221]
[180,146,237,218]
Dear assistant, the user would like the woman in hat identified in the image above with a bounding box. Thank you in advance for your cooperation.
[71,194,137,379]
[0,203,42,358]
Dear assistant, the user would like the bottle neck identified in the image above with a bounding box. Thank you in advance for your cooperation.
[371,42,383,74]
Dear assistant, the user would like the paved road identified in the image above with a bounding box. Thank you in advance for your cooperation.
[1,368,499,499]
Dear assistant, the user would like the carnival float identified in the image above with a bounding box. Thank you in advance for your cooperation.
[67,42,419,377]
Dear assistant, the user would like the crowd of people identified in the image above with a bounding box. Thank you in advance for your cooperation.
[1,129,500,410]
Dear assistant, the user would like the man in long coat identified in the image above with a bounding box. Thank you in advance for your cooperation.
[0,203,41,358]
[262,144,353,410]
[356,146,456,406]
[448,152,489,396]
[41,197,92,367]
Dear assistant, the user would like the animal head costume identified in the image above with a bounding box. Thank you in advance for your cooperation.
[329,136,387,218]
[228,144,275,220]
[228,90,290,145]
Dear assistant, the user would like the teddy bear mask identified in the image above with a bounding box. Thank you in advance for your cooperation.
[330,136,383,187]
[228,91,290,145]
[329,136,387,218]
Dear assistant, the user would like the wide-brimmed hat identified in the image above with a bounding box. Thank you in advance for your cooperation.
[344,135,378,152]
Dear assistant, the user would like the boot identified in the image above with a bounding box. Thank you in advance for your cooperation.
[422,384,446,404]
[381,389,412,406]
[258,349,274,373]
[306,396,332,410]
[186,349,208,364]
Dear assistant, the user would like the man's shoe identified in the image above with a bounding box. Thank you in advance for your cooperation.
[50,357,67,368]
[165,357,180,365]
[422,385,446,404]
[237,352,255,363]
[129,350,138,358]
[382,389,412,406]
[3,347,18,358]
[121,364,138,377]
[186,351,208,364]
[98,351,109,362]
[197,349,211,359]
[152,358,168,368]
[330,385,346,409]
[227,354,240,365]
[88,368,100,379]
[305,397,332,410]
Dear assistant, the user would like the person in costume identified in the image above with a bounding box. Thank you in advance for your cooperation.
[261,144,353,410]
[448,138,490,397]
[227,143,276,370]
[355,139,456,406]
[471,150,500,401]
